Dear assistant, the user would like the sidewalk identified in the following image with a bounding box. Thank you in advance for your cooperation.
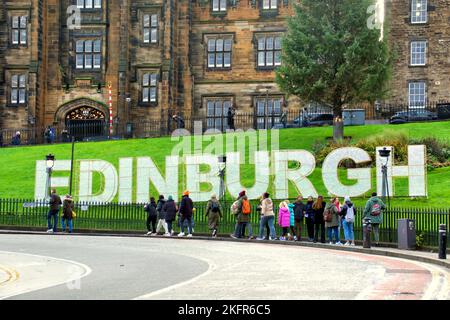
[0,228,448,269]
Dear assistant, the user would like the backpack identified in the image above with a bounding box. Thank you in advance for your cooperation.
[371,203,381,216]
[345,206,355,223]
[242,199,251,215]
[323,208,332,222]
[211,201,219,213]
[231,201,239,215]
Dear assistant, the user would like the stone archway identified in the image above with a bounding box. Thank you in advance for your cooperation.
[55,98,109,141]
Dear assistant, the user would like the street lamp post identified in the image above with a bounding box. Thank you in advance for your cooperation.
[378,147,391,207]
[218,156,227,208]
[45,154,55,200]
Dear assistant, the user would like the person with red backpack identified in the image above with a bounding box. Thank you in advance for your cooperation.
[363,192,386,245]
[230,190,253,239]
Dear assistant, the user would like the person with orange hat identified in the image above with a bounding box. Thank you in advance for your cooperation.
[178,190,194,237]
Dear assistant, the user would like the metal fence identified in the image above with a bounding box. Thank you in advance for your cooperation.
[1,101,449,147]
[0,198,448,248]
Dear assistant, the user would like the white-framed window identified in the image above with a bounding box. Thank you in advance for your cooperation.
[11,16,27,45]
[257,35,282,67]
[10,74,27,105]
[411,0,427,24]
[143,14,158,44]
[206,98,232,130]
[75,39,102,70]
[142,73,158,103]
[77,0,101,9]
[408,81,427,108]
[262,0,277,10]
[207,36,233,69]
[410,41,427,66]
[212,0,227,12]
[256,96,283,129]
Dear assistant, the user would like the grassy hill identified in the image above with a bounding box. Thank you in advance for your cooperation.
[0,121,449,208]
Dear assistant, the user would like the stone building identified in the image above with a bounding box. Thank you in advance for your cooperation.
[0,0,449,140]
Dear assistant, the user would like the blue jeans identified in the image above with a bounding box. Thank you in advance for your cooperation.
[61,217,73,233]
[258,216,276,239]
[47,209,59,232]
[342,220,354,241]
[327,226,340,243]
[234,222,253,238]
[181,215,193,234]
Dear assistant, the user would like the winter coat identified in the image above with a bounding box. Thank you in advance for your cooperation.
[179,195,194,217]
[324,202,339,228]
[363,196,386,225]
[49,194,62,211]
[62,199,74,219]
[156,199,166,220]
[313,201,325,224]
[305,201,314,221]
[206,199,222,230]
[288,203,295,227]
[162,200,177,222]
[236,195,251,223]
[278,207,291,228]
[144,202,157,218]
[261,198,274,217]
[293,201,306,221]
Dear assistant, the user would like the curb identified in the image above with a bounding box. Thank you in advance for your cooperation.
[0,228,448,269]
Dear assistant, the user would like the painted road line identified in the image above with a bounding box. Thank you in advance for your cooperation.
[0,251,92,300]
[0,265,20,286]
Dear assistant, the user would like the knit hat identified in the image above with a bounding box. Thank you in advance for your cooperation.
[239,190,246,197]
[183,190,190,196]
[344,196,351,203]
[168,195,173,201]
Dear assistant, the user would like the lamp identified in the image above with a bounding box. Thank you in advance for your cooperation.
[378,147,391,208]
[218,156,227,206]
[46,154,55,169]
[45,154,55,201]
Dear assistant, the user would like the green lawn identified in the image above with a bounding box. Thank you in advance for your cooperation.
[0,121,449,207]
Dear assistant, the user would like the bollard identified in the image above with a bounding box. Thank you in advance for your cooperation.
[439,224,447,259]
[363,218,372,249]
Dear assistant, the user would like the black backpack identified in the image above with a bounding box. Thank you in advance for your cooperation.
[211,201,220,213]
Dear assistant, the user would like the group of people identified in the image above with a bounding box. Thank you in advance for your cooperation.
[46,189,75,233]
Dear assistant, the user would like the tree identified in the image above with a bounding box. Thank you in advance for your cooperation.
[276,0,392,140]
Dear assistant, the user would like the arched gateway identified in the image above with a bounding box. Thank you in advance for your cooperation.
[55,98,108,141]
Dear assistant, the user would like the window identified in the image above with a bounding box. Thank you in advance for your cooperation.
[408,82,427,108]
[256,96,283,129]
[142,73,158,104]
[11,16,27,45]
[257,35,282,68]
[77,0,102,9]
[410,41,427,66]
[75,39,102,70]
[212,0,227,12]
[411,0,427,24]
[207,36,232,69]
[262,0,277,10]
[10,74,27,105]
[143,14,158,44]
[206,98,232,130]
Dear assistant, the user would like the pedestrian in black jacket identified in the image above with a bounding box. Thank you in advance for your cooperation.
[293,196,306,241]
[312,195,326,243]
[305,196,315,241]
[178,190,194,237]
[155,195,169,235]
[162,195,178,236]
[144,197,157,235]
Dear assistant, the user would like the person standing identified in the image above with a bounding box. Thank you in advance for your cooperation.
[162,195,178,236]
[256,193,276,240]
[178,190,194,237]
[324,197,342,245]
[155,195,169,236]
[293,196,306,241]
[287,201,296,240]
[256,195,270,239]
[363,192,386,245]
[313,196,326,243]
[205,194,222,237]
[278,201,291,241]
[44,126,52,144]
[305,196,315,241]
[341,196,356,246]
[61,195,74,233]
[230,190,253,239]
[227,107,236,130]
[11,131,21,146]
[144,197,158,236]
[280,107,288,128]
[47,189,62,233]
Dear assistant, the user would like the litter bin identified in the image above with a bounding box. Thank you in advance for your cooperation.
[398,219,416,250]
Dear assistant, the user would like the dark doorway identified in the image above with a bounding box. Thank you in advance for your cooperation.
[65,107,106,141]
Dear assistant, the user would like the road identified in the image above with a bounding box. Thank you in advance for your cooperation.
[0,234,448,300]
